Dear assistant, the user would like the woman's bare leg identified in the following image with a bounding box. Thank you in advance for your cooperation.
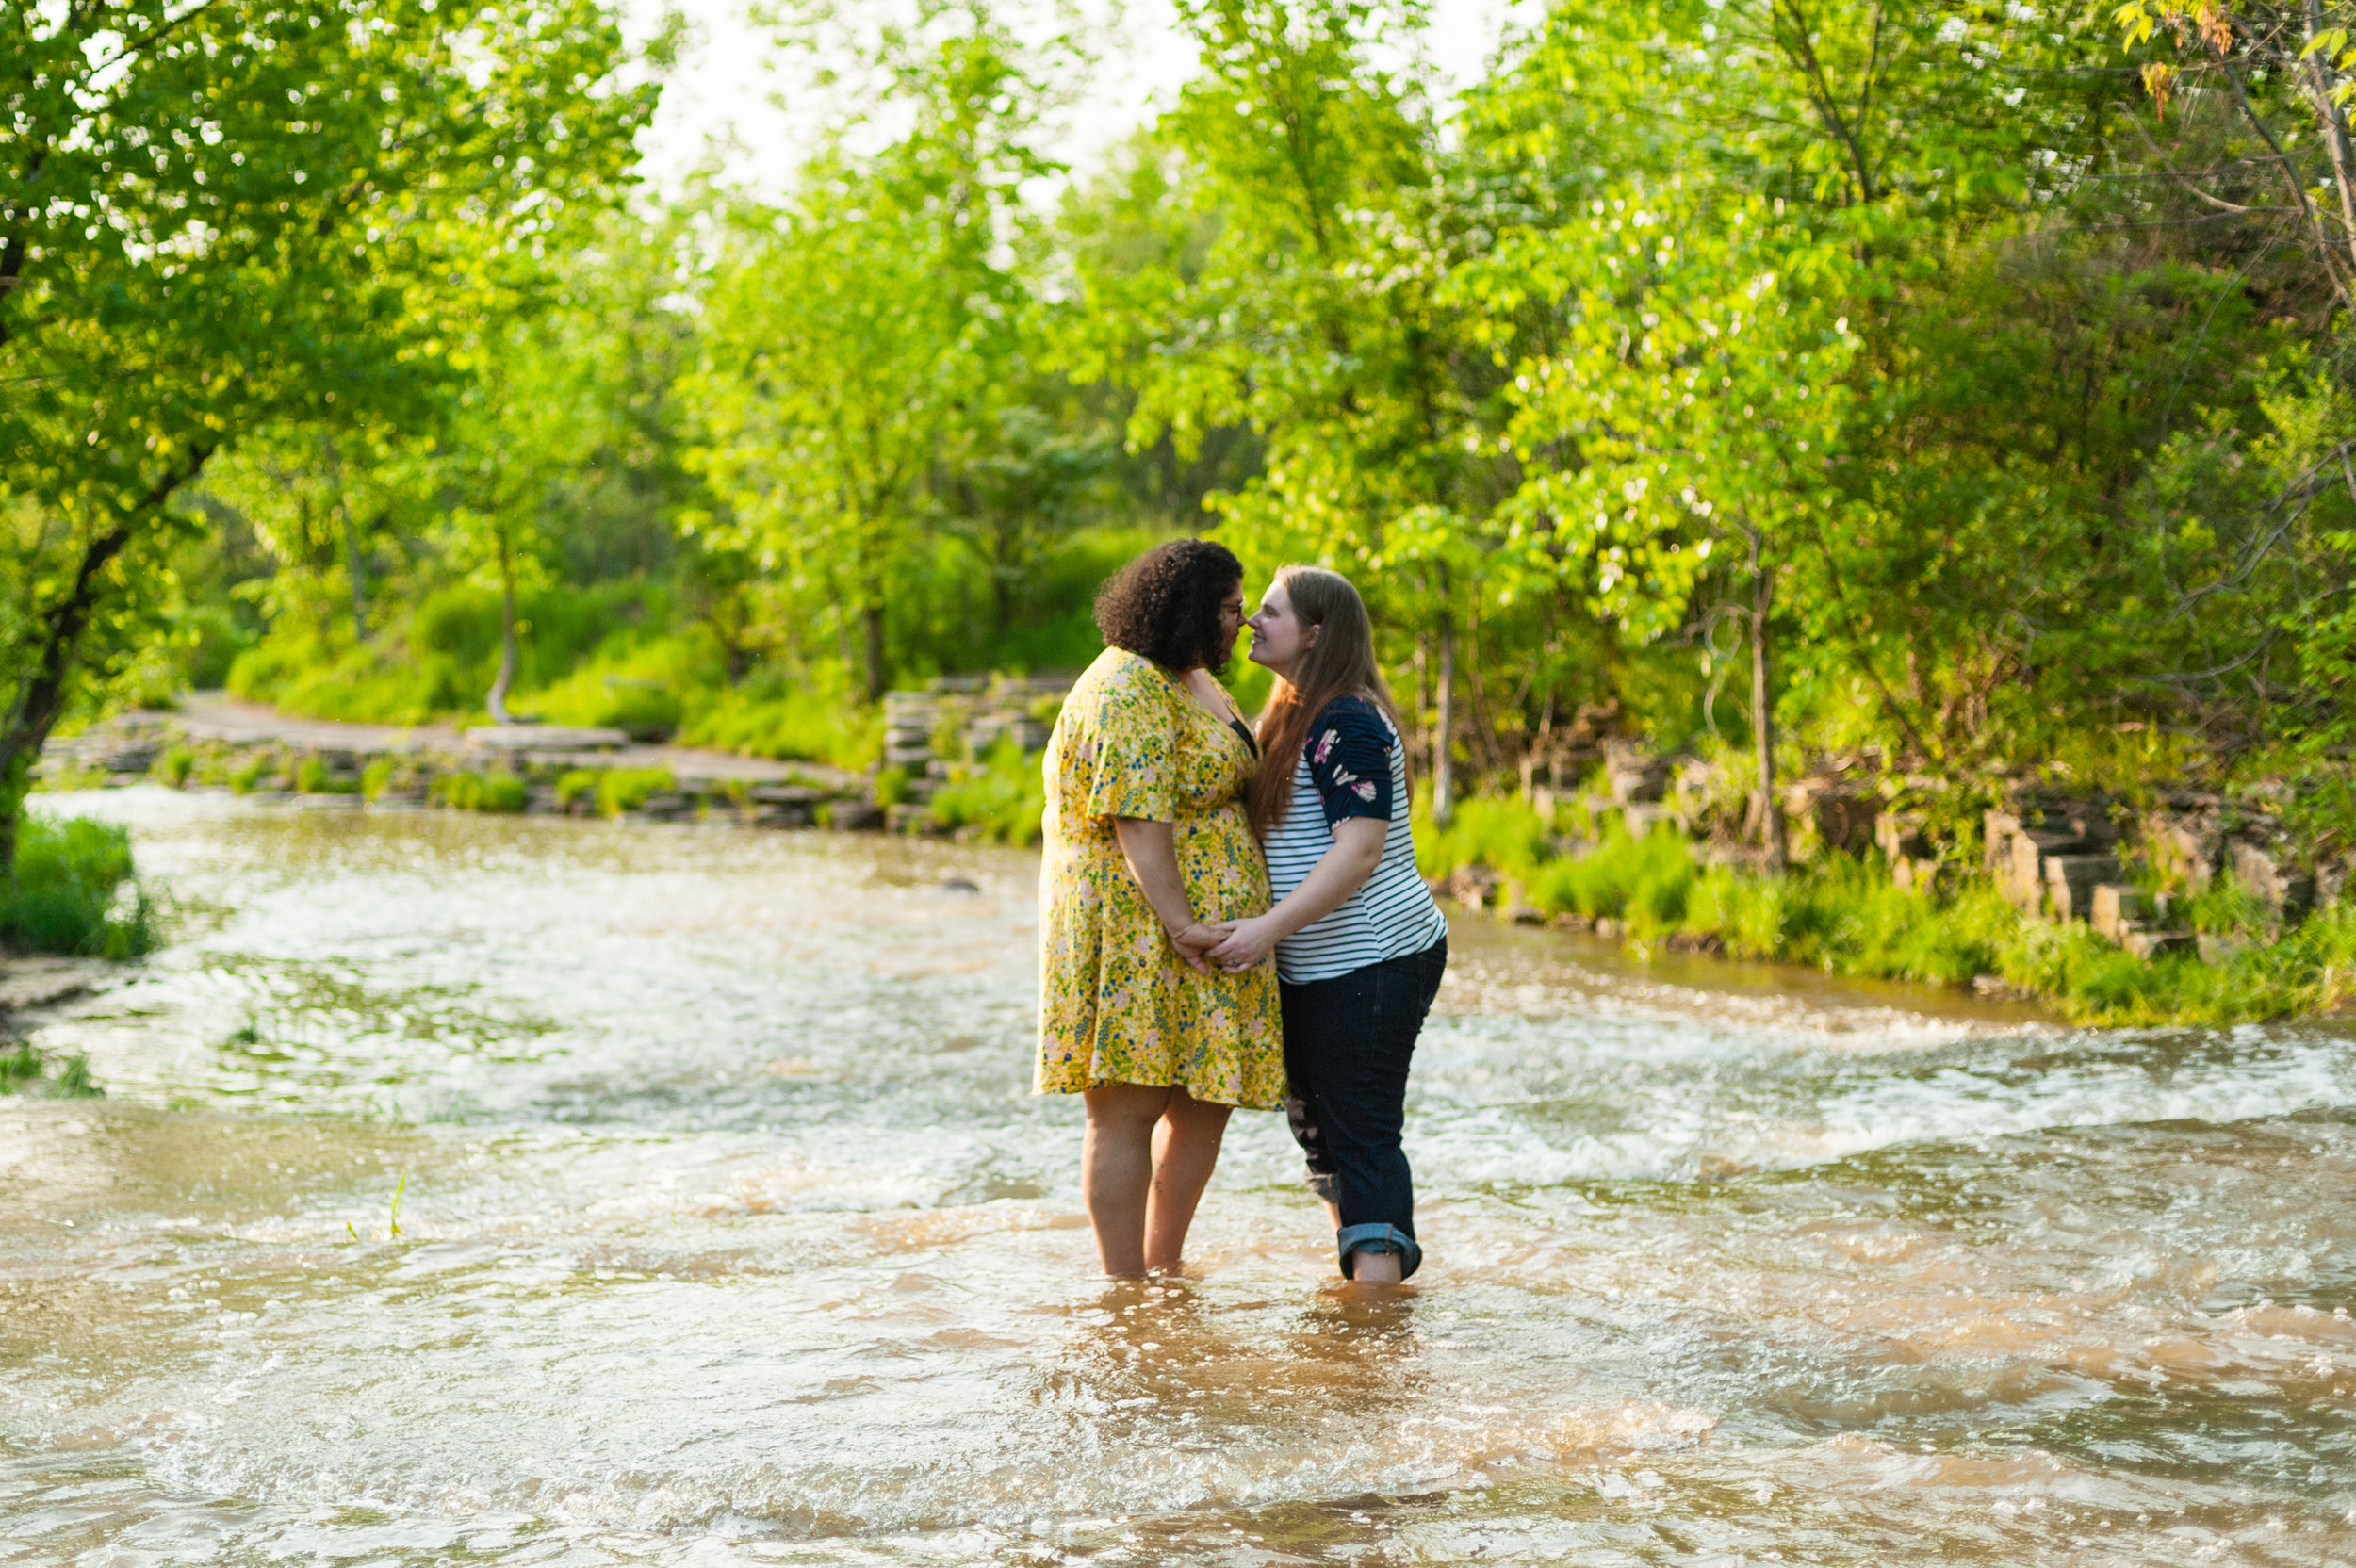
[1143,1088,1232,1272]
[1315,1198,1401,1283]
[1083,1083,1173,1277]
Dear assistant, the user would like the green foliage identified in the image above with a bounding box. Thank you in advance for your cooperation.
[875,767,913,808]
[681,15,1055,703]
[360,759,397,801]
[555,770,601,809]
[0,815,159,958]
[926,738,1047,846]
[1531,830,1701,930]
[0,0,651,865]
[0,1042,102,1099]
[155,747,196,788]
[71,0,2356,1031]
[433,771,528,814]
[229,756,271,795]
[51,1053,99,1099]
[293,756,357,795]
[230,581,678,726]
[1425,808,2356,1022]
[591,768,677,817]
[1415,793,1553,881]
[677,685,880,770]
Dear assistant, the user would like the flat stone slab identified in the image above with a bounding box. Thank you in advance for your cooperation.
[466,725,631,753]
[0,956,116,1014]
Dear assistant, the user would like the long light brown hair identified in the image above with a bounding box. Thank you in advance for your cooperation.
[1246,566,1402,839]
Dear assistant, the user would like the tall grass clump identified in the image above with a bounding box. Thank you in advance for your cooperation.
[678,682,880,769]
[0,1040,101,1097]
[592,766,676,816]
[928,737,1045,845]
[0,814,160,957]
[1414,793,1553,881]
[1528,826,1698,927]
[432,770,528,812]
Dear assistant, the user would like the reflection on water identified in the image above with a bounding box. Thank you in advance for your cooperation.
[7,788,2356,1564]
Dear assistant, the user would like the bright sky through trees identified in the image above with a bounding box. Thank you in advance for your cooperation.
[616,0,1540,196]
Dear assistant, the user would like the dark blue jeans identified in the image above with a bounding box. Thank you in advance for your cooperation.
[1279,937,1448,1279]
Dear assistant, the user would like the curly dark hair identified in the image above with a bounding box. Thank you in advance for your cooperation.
[1094,539,1245,673]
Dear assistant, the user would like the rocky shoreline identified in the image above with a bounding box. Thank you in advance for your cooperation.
[40,697,894,830]
[37,684,1073,838]
[1444,740,2345,972]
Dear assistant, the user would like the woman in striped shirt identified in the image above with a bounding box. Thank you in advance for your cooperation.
[1204,566,1449,1283]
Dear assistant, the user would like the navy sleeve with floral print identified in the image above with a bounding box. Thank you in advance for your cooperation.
[1304,695,1395,828]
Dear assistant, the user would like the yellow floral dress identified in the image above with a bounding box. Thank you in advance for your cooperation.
[1035,646,1285,1109]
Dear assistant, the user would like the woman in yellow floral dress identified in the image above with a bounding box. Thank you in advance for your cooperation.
[1038,538,1284,1277]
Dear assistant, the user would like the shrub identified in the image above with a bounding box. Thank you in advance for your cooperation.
[360,758,395,799]
[293,755,356,794]
[927,737,1045,845]
[554,769,600,808]
[1414,792,1554,881]
[0,814,160,958]
[229,755,270,794]
[594,767,675,816]
[0,1042,38,1090]
[433,770,528,813]
[155,745,196,788]
[1528,826,1697,928]
[677,682,880,770]
[875,765,912,808]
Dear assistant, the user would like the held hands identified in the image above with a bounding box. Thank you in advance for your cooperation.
[1163,919,1219,974]
[1203,915,1278,973]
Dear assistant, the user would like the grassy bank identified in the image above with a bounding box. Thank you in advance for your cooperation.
[925,736,1048,845]
[3,814,160,960]
[1418,796,2355,1026]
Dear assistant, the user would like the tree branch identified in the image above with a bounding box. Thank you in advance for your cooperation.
[1772,0,1877,203]
[2214,41,2353,303]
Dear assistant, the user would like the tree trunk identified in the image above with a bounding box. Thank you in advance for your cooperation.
[862,601,887,706]
[487,524,520,725]
[340,503,368,642]
[325,438,367,642]
[1433,605,1456,828]
[2304,0,2356,281]
[0,447,211,872]
[1750,545,1786,874]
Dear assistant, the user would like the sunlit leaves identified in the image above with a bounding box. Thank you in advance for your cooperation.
[0,0,647,792]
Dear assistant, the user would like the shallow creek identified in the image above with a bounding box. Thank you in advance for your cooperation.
[8,789,2356,1565]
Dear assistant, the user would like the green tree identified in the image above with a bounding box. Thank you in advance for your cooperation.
[1474,186,1863,865]
[1068,0,1507,817]
[0,0,649,858]
[684,14,1052,703]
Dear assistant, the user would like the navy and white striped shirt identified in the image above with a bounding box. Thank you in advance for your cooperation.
[1264,695,1449,985]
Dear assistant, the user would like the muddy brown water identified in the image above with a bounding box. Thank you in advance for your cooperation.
[7,789,2356,1565]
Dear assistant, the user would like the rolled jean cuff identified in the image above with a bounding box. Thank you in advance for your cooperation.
[1336,1222,1422,1281]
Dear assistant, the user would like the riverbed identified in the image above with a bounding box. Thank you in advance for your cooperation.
[7,789,2356,1565]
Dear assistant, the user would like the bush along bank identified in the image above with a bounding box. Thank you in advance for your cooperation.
[0,815,159,961]
[1420,754,2356,1027]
